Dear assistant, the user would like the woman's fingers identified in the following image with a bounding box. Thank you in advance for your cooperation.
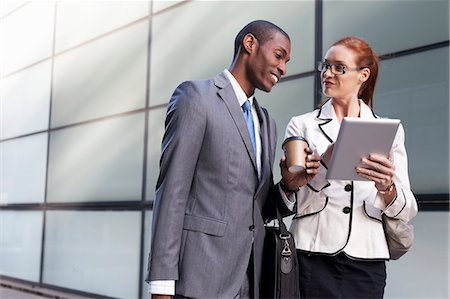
[360,155,395,176]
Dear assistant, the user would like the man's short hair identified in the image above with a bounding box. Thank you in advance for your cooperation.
[233,20,290,59]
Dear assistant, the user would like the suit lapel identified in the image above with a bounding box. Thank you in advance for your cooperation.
[254,99,270,186]
[214,73,258,173]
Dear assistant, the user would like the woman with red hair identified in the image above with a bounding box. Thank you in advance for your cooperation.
[278,36,418,298]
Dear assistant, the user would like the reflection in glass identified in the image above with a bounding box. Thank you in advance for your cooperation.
[43,211,141,298]
[47,113,145,203]
[0,2,54,75]
[0,1,27,18]
[385,211,449,298]
[323,0,449,55]
[55,1,149,52]
[376,48,449,194]
[1,133,47,204]
[150,1,314,105]
[52,21,148,127]
[141,211,153,299]
[152,1,184,14]
[0,211,43,282]
[1,60,51,139]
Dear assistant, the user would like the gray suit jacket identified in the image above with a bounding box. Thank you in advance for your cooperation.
[146,72,278,298]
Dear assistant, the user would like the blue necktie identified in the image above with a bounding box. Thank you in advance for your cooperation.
[242,100,256,156]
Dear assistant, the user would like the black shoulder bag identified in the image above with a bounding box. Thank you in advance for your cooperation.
[259,106,300,298]
[260,206,300,298]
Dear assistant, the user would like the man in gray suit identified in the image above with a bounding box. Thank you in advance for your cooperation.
[146,20,291,299]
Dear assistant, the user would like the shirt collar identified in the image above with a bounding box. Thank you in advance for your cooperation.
[318,98,376,120]
[224,69,254,107]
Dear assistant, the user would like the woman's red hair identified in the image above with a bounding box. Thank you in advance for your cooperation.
[332,36,379,108]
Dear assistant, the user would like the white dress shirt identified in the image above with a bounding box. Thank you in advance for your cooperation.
[224,69,262,178]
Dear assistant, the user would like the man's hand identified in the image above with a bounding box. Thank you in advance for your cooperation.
[280,147,320,191]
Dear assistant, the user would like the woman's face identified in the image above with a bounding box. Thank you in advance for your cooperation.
[320,45,367,100]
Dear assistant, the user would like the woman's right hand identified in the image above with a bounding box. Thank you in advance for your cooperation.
[321,143,335,167]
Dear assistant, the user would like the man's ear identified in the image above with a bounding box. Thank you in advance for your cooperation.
[242,33,258,54]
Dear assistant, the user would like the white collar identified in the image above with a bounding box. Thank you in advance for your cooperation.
[319,99,376,120]
[224,69,254,107]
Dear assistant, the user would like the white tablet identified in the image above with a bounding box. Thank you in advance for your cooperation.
[325,117,400,181]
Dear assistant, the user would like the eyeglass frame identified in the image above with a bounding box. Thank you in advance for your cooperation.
[317,61,366,75]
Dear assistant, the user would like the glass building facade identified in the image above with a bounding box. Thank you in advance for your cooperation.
[0,1,448,298]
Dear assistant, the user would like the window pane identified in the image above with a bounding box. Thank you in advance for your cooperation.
[0,2,54,75]
[1,60,51,139]
[52,21,148,127]
[1,133,47,204]
[43,211,141,298]
[146,108,167,201]
[0,211,43,282]
[256,76,315,182]
[55,1,149,52]
[149,1,314,105]
[141,210,153,299]
[386,211,449,298]
[47,113,145,203]
[375,47,449,194]
[323,0,449,55]
[0,1,27,18]
[152,0,184,13]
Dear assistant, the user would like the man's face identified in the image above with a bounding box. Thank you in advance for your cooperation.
[248,31,291,93]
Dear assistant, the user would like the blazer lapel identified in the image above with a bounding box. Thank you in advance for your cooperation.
[317,99,378,143]
[214,72,258,173]
[359,100,378,119]
[317,99,340,143]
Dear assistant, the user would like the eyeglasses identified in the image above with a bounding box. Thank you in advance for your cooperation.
[317,61,364,75]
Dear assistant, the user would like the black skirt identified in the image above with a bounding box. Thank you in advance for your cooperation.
[297,250,386,299]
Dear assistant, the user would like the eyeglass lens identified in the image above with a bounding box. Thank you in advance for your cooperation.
[318,62,345,75]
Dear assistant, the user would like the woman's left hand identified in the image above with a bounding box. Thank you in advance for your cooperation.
[355,153,395,192]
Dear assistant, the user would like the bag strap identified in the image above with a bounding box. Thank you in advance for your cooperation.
[275,204,290,237]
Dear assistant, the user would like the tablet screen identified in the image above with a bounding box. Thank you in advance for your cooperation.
[325,117,400,181]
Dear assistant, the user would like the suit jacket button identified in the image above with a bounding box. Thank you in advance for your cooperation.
[344,184,352,192]
[249,225,255,231]
[342,207,351,214]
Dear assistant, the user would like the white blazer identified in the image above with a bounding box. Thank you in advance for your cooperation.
[283,99,418,259]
